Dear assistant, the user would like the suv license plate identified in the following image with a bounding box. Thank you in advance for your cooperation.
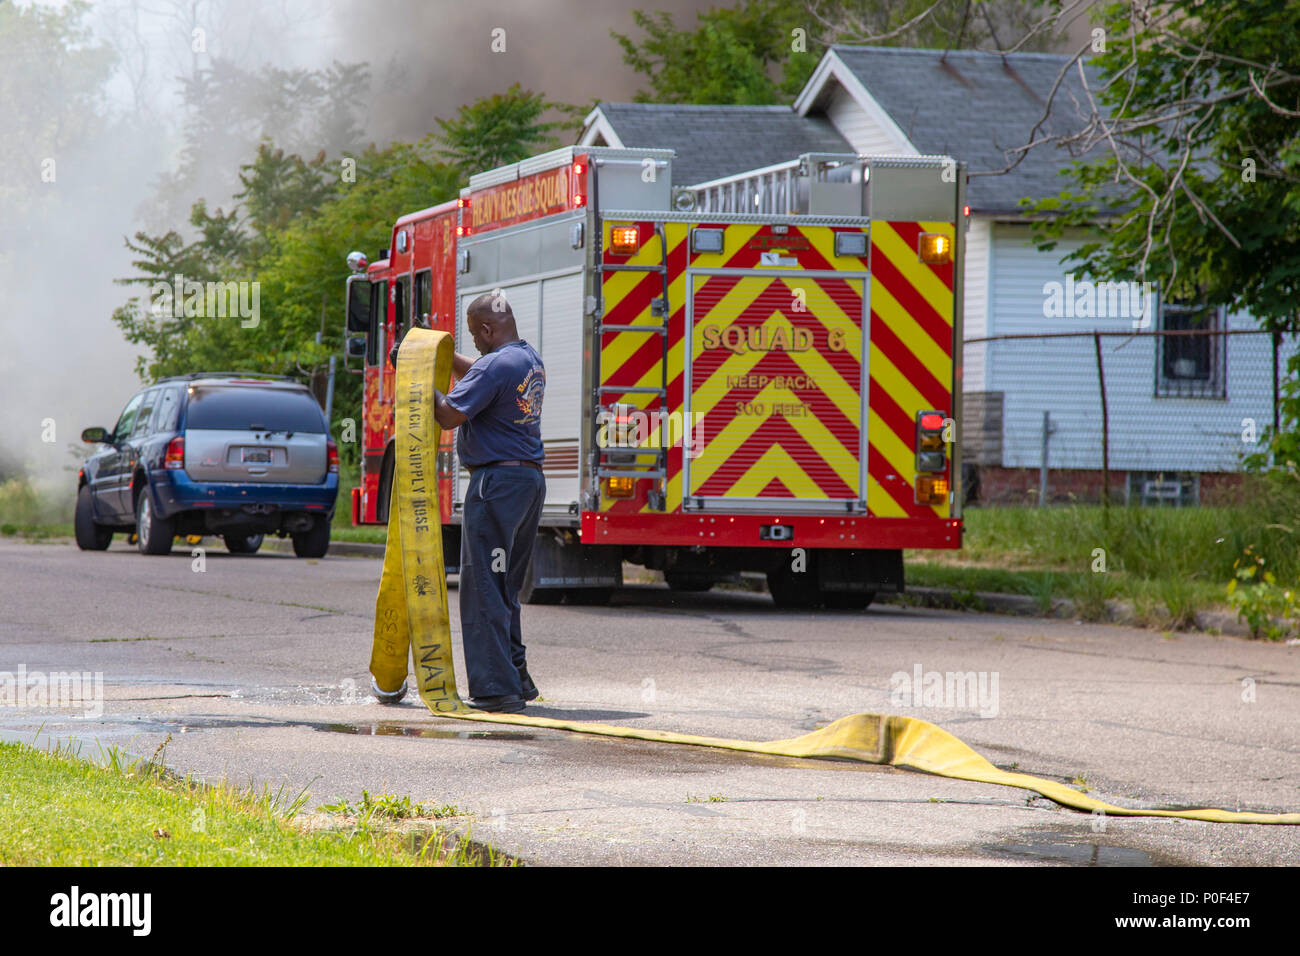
[242,448,272,463]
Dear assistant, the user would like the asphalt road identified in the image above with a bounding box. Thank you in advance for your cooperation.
[2,536,1297,866]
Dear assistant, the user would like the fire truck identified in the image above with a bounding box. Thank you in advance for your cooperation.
[343,145,964,608]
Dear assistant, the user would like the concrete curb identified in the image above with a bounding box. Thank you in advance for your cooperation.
[736,571,1257,638]
[262,538,1263,639]
[260,537,386,558]
[874,586,1255,638]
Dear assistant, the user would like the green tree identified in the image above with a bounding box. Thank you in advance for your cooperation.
[1026,1,1300,466]
[234,142,335,262]
[432,83,582,174]
[614,0,1064,106]
[614,5,800,104]
[148,57,370,229]
[0,0,115,242]
[1030,1,1300,330]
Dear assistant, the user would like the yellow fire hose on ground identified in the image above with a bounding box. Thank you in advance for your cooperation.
[368,329,1299,826]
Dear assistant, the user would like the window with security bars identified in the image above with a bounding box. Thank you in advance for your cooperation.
[1156,301,1226,398]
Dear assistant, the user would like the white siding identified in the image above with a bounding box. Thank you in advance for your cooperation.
[961,215,991,392]
[825,83,908,155]
[986,222,1296,473]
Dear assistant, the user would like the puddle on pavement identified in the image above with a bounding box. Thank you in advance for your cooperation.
[985,841,1157,867]
[9,714,535,742]
[317,722,536,741]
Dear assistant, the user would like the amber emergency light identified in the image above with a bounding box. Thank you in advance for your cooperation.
[610,225,640,255]
[918,232,951,265]
[605,476,636,498]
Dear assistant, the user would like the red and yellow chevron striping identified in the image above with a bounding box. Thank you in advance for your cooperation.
[596,218,954,521]
[866,220,955,519]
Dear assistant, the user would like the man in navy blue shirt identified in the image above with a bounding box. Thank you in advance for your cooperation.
[429,291,545,713]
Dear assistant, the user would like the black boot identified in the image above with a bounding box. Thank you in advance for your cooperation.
[518,665,539,702]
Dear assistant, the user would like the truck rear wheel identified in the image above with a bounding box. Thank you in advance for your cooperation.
[665,571,714,592]
[822,590,875,610]
[566,589,611,606]
[766,566,820,609]
[519,557,563,605]
[375,448,394,524]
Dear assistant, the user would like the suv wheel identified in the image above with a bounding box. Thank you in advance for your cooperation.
[224,533,264,554]
[136,489,174,555]
[292,518,330,558]
[74,485,113,551]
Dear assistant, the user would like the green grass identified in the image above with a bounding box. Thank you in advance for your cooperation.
[0,477,72,526]
[906,497,1299,628]
[332,526,388,543]
[331,459,389,542]
[935,500,1300,583]
[0,738,509,866]
[0,522,74,540]
[320,790,462,820]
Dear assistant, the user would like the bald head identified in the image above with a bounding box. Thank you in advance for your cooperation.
[465,289,519,355]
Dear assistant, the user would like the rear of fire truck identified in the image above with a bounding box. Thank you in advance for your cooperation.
[453,145,963,607]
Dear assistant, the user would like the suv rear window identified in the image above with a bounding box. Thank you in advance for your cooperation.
[185,386,327,433]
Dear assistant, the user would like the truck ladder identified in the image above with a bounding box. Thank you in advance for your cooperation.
[592,222,671,495]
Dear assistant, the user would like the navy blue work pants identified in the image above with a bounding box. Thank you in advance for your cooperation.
[459,465,545,699]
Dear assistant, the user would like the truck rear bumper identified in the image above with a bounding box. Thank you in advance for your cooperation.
[582,511,961,549]
[150,469,339,518]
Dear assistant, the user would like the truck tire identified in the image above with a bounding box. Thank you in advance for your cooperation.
[74,485,113,551]
[519,556,563,605]
[766,566,820,609]
[292,518,331,558]
[375,448,394,524]
[224,533,264,554]
[822,590,875,610]
[565,589,611,606]
[664,571,714,592]
[135,489,175,555]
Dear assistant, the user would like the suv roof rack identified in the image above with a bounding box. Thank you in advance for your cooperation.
[156,372,300,384]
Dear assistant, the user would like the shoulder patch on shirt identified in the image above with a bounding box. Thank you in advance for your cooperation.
[514,365,545,425]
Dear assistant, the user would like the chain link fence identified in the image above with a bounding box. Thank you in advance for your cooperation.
[959,329,1298,507]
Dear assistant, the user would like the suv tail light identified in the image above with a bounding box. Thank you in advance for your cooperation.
[327,439,339,474]
[165,436,185,470]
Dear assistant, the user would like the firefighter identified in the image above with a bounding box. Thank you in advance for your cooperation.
[406,290,545,713]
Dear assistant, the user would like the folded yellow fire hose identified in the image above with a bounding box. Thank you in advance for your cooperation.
[369,328,1298,825]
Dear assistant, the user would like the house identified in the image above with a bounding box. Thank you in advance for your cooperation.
[580,46,1296,505]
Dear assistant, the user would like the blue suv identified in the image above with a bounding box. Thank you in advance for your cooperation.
[76,374,339,557]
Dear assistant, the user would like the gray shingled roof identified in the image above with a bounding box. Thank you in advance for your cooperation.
[588,48,1103,215]
[830,46,1102,213]
[590,103,853,186]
